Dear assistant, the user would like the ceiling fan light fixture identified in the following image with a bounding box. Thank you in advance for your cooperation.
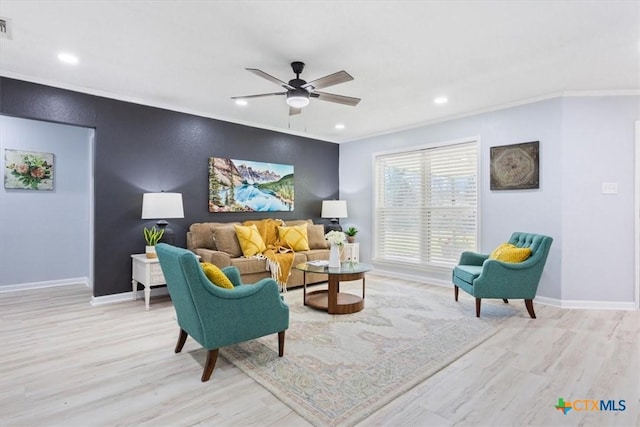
[287,91,309,108]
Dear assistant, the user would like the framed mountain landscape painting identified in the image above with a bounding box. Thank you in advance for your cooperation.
[208,157,294,212]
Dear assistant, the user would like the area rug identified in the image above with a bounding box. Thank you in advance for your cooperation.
[220,276,517,426]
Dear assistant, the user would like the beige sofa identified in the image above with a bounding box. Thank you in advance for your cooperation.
[186,219,330,289]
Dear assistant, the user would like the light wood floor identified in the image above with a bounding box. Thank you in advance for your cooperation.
[1,275,638,427]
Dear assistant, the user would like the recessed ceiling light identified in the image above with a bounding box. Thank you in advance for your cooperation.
[57,52,79,65]
[335,124,345,130]
[434,97,448,105]
[235,99,248,106]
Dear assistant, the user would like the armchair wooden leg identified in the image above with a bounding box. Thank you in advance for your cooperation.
[503,299,509,303]
[454,285,459,301]
[475,298,481,317]
[201,349,219,382]
[278,331,285,357]
[175,329,188,353]
[524,299,536,319]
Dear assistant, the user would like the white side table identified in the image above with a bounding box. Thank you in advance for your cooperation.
[343,243,360,263]
[131,254,166,311]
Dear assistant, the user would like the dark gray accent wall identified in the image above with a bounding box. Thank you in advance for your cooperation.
[1,77,339,297]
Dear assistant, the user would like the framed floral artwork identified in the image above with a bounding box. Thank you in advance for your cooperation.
[490,141,539,190]
[4,149,54,190]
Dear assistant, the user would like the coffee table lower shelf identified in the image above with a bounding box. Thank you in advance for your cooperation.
[305,289,364,314]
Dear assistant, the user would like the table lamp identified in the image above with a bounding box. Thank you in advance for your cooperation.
[321,200,348,232]
[141,192,184,245]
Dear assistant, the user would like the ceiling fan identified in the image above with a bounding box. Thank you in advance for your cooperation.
[231,61,361,115]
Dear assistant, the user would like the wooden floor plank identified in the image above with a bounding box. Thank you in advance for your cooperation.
[1,276,638,426]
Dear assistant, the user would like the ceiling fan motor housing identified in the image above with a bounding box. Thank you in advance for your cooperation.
[291,61,305,76]
[288,78,307,89]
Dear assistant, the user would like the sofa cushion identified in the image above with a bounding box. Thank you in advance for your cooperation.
[307,224,329,249]
[230,257,268,276]
[304,249,331,261]
[235,224,267,257]
[454,265,483,285]
[212,225,243,258]
[189,223,217,250]
[278,224,310,251]
[201,262,234,289]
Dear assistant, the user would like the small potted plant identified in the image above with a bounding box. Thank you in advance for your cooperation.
[344,226,358,243]
[143,226,165,258]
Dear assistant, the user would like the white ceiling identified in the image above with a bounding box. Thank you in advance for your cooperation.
[1,1,638,143]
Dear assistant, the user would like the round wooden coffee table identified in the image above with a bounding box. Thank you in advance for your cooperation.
[295,262,373,314]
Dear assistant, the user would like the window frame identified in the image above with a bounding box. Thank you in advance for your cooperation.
[372,137,481,273]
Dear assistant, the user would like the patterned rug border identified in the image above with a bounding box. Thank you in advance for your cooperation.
[220,279,514,426]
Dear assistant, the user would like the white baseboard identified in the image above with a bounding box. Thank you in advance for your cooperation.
[371,269,454,288]
[372,270,637,311]
[90,287,170,306]
[4,274,635,312]
[0,277,89,293]
[534,295,637,311]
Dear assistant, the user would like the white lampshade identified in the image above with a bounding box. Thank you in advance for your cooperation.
[141,193,184,219]
[321,200,348,219]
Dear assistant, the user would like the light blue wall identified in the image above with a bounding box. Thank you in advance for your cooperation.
[560,96,639,302]
[341,95,639,303]
[0,116,93,287]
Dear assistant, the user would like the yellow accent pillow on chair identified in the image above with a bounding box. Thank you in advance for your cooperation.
[489,243,513,260]
[278,224,310,251]
[234,224,267,257]
[490,243,531,263]
[200,262,234,289]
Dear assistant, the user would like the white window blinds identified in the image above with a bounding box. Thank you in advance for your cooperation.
[374,141,478,268]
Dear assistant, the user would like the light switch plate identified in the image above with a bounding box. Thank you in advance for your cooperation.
[602,182,618,194]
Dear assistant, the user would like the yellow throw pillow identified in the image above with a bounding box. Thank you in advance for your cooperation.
[489,243,513,260]
[234,224,267,257]
[278,224,310,251]
[490,243,532,263]
[200,262,234,289]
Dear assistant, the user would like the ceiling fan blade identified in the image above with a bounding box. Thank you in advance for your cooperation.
[302,70,353,91]
[231,92,286,100]
[246,68,294,90]
[289,107,302,116]
[312,91,361,106]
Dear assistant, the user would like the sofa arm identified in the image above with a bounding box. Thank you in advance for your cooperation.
[186,232,195,250]
[192,248,232,267]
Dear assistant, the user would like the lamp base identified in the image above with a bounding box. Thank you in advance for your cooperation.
[156,221,176,246]
[325,219,343,233]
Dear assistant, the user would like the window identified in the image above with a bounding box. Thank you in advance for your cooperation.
[374,140,478,269]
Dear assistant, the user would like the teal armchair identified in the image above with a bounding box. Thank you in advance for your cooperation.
[452,232,553,318]
[156,243,289,381]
